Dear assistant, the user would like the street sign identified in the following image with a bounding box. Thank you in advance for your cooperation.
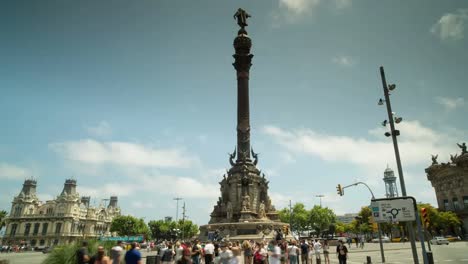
[370,197,416,223]
[99,235,144,242]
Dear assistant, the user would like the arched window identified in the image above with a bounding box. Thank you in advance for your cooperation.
[33,223,40,235]
[14,206,22,217]
[24,223,31,236]
[10,224,18,236]
[46,208,53,215]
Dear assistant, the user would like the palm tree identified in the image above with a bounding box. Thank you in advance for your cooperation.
[0,210,8,229]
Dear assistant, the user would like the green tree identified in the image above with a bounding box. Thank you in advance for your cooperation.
[309,206,336,236]
[178,220,199,239]
[335,222,345,234]
[0,210,8,229]
[416,203,461,236]
[278,203,311,234]
[434,211,461,235]
[148,219,198,240]
[110,215,150,238]
[416,203,438,234]
[350,207,373,236]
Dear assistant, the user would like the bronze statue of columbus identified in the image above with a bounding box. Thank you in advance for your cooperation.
[234,8,251,29]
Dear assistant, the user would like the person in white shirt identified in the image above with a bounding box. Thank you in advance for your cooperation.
[159,242,168,258]
[313,240,322,264]
[287,241,299,264]
[268,240,281,264]
[219,243,233,264]
[110,240,123,264]
[175,241,184,261]
[204,241,215,264]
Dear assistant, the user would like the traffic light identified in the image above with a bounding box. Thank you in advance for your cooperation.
[282,225,288,235]
[421,208,429,227]
[336,184,343,196]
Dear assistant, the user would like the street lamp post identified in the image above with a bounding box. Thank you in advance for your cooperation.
[315,195,324,207]
[173,197,183,222]
[379,66,419,264]
[289,200,293,237]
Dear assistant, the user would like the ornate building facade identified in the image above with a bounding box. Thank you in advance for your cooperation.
[2,179,120,247]
[426,143,468,234]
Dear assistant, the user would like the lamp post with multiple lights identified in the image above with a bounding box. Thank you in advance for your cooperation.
[174,197,183,222]
[315,195,324,207]
[378,66,419,264]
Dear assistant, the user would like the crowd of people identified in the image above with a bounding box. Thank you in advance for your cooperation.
[76,240,142,264]
[150,237,349,264]
[75,236,351,264]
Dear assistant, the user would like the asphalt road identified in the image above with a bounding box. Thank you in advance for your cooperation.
[0,252,46,264]
[1,242,467,264]
[327,241,468,263]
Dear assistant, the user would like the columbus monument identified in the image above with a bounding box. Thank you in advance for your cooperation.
[199,8,288,241]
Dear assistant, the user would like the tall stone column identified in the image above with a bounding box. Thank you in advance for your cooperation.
[233,25,253,162]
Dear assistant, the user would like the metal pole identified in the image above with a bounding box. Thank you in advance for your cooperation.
[380,66,419,264]
[377,223,386,263]
[289,200,293,236]
[174,197,183,222]
[346,182,385,263]
[415,209,429,264]
[316,195,324,207]
[181,202,186,240]
[425,226,432,251]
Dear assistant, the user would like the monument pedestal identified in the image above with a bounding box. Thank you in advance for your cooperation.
[199,221,290,242]
[239,210,256,222]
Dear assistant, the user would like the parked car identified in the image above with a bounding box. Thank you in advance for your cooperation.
[371,236,390,243]
[430,236,449,245]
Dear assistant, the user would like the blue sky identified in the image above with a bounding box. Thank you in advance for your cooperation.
[0,0,467,225]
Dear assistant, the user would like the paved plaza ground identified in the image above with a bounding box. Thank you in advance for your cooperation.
[1,242,467,264]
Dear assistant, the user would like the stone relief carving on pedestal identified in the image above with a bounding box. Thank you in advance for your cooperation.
[242,195,250,211]
[226,201,233,220]
[258,201,266,219]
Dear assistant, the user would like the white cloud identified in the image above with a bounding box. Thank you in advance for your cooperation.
[271,0,320,26]
[331,55,355,67]
[269,191,293,209]
[139,175,219,199]
[431,9,468,41]
[279,0,320,15]
[50,139,196,169]
[262,120,457,172]
[435,96,465,111]
[78,174,219,201]
[86,121,112,137]
[37,193,54,202]
[131,201,155,209]
[334,0,351,9]
[0,163,30,180]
